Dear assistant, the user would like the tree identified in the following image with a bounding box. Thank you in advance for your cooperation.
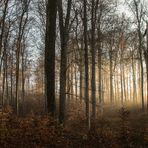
[91,0,98,120]
[131,0,145,111]
[58,0,72,124]
[15,0,30,115]
[83,0,90,129]
[0,0,9,62]
[144,22,148,111]
[45,0,57,117]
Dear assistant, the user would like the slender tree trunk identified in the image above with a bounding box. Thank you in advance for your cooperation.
[21,45,25,115]
[110,50,113,104]
[80,62,83,100]
[10,54,13,106]
[91,0,96,119]
[98,27,102,104]
[146,22,148,111]
[71,64,74,100]
[138,27,144,111]
[5,54,9,104]
[2,62,5,105]
[15,39,21,115]
[132,55,137,103]
[80,40,84,101]
[83,0,90,129]
[123,65,126,102]
[75,64,78,100]
[120,63,123,106]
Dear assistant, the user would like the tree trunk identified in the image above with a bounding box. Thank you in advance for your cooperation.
[58,0,72,124]
[98,27,102,104]
[45,0,57,116]
[91,0,96,120]
[132,55,137,103]
[83,0,90,129]
[138,27,144,111]
[110,50,113,104]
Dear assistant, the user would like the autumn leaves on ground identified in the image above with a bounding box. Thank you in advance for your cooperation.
[0,97,147,148]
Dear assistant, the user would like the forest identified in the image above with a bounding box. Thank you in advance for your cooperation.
[0,0,148,147]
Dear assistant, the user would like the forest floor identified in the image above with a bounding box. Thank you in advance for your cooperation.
[0,96,148,148]
[64,100,148,147]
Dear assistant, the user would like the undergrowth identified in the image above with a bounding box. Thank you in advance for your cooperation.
[0,106,147,148]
